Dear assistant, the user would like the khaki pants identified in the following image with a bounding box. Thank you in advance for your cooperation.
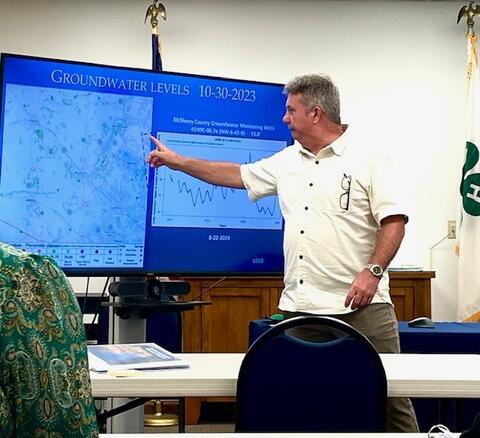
[283,303,419,433]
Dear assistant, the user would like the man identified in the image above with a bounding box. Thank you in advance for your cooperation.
[0,243,99,437]
[146,74,417,432]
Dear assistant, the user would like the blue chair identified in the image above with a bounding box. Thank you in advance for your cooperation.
[235,316,387,433]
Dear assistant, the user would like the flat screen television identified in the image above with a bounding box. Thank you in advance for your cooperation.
[0,53,292,276]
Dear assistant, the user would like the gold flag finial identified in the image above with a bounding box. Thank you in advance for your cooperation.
[458,1,480,34]
[145,1,167,30]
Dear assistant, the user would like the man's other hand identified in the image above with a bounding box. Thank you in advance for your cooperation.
[344,269,380,310]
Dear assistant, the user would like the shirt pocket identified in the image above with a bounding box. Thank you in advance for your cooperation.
[308,173,354,213]
[315,180,373,221]
[276,175,304,215]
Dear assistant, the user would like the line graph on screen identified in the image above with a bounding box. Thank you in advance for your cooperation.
[151,132,285,230]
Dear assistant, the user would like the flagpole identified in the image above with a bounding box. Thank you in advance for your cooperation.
[144,1,180,428]
[145,1,167,72]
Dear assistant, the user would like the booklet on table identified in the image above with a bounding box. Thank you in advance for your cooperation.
[87,343,190,372]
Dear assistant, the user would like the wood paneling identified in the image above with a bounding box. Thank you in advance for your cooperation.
[389,271,434,320]
[182,278,283,353]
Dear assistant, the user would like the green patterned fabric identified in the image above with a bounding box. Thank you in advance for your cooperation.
[0,243,99,437]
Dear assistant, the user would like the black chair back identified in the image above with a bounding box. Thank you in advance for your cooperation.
[235,315,387,432]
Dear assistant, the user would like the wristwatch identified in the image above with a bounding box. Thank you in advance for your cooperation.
[365,263,384,278]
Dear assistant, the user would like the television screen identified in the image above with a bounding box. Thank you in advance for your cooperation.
[0,53,292,276]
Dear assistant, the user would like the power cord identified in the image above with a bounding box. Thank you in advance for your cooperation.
[429,234,450,250]
[81,276,90,315]
[428,233,451,270]
[190,276,228,301]
[428,424,454,438]
[85,277,110,338]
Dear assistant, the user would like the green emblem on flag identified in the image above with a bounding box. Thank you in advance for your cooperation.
[460,141,480,216]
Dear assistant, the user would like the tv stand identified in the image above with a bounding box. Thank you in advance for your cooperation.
[103,300,209,319]
[102,277,209,433]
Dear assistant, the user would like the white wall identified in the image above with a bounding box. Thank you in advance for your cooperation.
[0,0,468,319]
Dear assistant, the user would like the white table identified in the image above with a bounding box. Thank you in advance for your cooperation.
[91,352,480,398]
[99,434,459,438]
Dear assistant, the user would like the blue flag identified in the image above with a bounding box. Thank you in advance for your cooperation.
[152,33,163,71]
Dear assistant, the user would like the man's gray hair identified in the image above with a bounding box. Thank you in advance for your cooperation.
[284,74,341,124]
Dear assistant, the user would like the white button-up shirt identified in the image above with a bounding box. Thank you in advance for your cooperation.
[240,126,408,314]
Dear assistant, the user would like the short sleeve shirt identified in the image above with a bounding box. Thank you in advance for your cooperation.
[240,126,408,314]
[0,243,99,437]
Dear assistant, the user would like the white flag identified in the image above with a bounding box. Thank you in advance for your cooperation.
[457,33,480,320]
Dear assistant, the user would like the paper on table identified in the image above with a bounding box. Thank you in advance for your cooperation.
[87,343,190,372]
[388,264,423,271]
